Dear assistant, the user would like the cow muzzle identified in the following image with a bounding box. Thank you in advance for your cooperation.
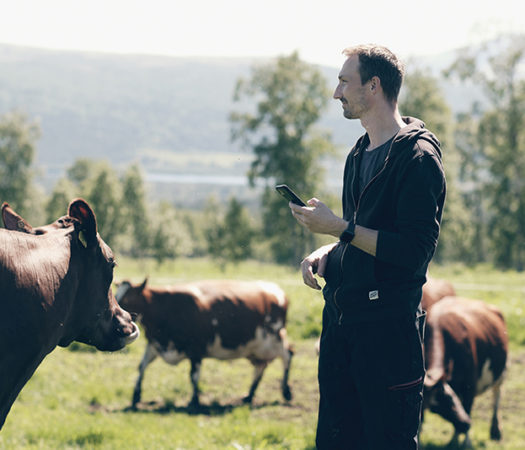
[124,321,140,344]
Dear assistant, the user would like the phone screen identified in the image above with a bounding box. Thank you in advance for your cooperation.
[275,184,306,206]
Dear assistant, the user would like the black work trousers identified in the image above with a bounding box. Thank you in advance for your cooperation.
[316,305,425,450]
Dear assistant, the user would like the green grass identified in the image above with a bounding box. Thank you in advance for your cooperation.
[1,258,524,449]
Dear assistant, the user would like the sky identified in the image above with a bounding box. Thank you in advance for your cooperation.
[0,0,523,67]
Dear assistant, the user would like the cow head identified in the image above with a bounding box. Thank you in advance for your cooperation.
[423,368,471,434]
[114,278,148,318]
[63,199,139,351]
[2,199,139,352]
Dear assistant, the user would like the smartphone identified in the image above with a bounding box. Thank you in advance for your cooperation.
[275,184,306,206]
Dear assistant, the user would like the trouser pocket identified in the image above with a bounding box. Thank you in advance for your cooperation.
[377,315,425,447]
[386,376,424,442]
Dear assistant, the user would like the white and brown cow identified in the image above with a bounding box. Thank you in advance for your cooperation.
[421,276,456,312]
[0,199,139,429]
[423,296,508,447]
[115,278,293,408]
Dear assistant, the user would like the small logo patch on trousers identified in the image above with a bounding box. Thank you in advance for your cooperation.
[369,290,379,301]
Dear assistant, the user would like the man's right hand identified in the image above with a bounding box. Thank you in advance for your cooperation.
[301,243,338,290]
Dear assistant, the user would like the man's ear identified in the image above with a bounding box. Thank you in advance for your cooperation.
[369,76,380,92]
[1,202,34,233]
[68,198,97,247]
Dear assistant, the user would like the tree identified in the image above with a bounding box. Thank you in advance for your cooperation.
[150,201,194,265]
[55,159,123,247]
[121,164,151,257]
[230,52,335,264]
[204,197,255,266]
[446,34,525,269]
[0,111,40,218]
[400,68,476,263]
[45,178,77,223]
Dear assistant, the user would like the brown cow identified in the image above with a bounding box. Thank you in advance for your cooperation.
[421,276,456,311]
[115,278,293,408]
[423,296,508,447]
[0,199,139,429]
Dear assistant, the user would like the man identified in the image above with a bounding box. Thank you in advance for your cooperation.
[289,44,446,449]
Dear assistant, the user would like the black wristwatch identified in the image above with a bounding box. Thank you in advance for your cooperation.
[340,221,355,243]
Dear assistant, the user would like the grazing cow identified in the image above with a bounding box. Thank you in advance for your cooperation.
[115,278,293,408]
[423,296,508,447]
[0,199,140,429]
[421,276,456,311]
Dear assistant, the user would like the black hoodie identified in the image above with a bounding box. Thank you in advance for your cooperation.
[322,117,446,323]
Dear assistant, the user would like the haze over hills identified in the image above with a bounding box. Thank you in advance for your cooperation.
[0,43,480,205]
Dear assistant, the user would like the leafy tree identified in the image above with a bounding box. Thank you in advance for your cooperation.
[452,110,489,263]
[204,196,255,266]
[230,52,335,264]
[83,163,124,247]
[400,68,477,264]
[150,201,194,265]
[45,178,78,223]
[55,159,123,247]
[0,111,40,218]
[121,164,151,256]
[446,34,525,269]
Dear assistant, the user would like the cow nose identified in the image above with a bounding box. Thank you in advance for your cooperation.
[113,308,140,342]
[126,321,140,344]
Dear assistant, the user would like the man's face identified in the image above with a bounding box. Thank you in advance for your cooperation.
[333,55,370,120]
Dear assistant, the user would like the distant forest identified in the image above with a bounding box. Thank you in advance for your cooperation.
[0,44,477,199]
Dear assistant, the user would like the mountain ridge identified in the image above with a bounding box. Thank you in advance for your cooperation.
[0,43,478,194]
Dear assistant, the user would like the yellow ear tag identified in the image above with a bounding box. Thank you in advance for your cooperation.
[78,230,88,248]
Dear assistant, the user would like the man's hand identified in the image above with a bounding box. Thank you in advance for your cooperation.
[301,243,338,290]
[290,198,348,237]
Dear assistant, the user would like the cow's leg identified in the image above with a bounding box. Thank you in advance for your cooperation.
[189,359,202,407]
[132,343,158,408]
[490,382,503,441]
[243,360,268,404]
[281,346,293,401]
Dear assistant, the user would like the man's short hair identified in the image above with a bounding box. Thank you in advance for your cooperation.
[342,44,404,103]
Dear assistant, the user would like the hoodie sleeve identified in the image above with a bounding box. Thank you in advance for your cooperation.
[375,150,446,271]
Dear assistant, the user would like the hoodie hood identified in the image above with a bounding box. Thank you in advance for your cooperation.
[394,116,442,158]
[354,116,442,160]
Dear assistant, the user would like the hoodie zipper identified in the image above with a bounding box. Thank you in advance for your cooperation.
[333,139,395,325]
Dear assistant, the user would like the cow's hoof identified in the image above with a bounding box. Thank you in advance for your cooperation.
[282,386,292,402]
[490,426,502,441]
[242,395,253,404]
[188,398,201,411]
[132,393,141,407]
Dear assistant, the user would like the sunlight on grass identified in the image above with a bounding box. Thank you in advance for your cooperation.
[1,258,524,449]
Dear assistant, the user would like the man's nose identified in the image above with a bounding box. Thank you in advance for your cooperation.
[333,85,341,99]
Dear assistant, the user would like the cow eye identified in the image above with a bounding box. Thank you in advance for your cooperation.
[108,258,117,269]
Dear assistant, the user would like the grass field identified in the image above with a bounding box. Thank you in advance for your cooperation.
[1,258,524,449]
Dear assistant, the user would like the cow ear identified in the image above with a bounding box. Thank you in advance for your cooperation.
[68,198,97,246]
[140,278,148,291]
[1,202,34,233]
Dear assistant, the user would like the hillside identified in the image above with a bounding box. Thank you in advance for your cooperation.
[0,44,479,205]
